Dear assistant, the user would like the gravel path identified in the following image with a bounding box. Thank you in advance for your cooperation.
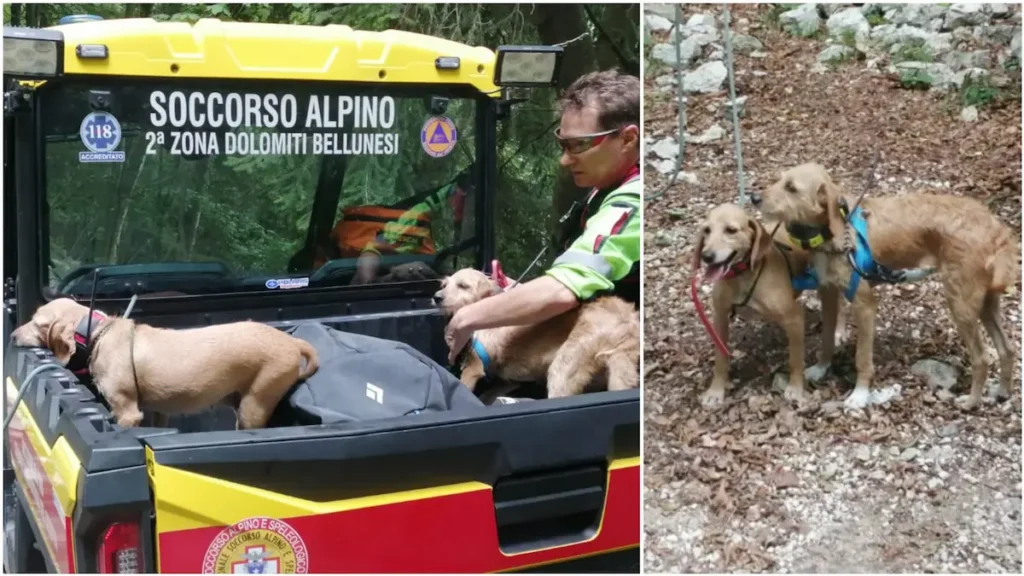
[642,4,1022,573]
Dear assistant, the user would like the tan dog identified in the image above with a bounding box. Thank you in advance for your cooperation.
[693,204,848,406]
[11,298,319,428]
[754,163,1019,410]
[433,269,639,398]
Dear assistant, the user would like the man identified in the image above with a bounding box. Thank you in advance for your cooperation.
[445,69,641,364]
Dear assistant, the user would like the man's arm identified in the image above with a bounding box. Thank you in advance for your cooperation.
[451,275,579,330]
[445,190,640,363]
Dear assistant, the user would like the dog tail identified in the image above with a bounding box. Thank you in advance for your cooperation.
[985,229,1021,294]
[296,340,320,380]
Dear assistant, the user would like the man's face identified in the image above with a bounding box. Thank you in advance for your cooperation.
[557,104,638,189]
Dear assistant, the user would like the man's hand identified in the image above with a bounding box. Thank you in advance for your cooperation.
[445,308,472,365]
[350,252,381,285]
[444,275,579,365]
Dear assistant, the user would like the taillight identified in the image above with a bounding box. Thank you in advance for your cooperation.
[96,522,141,573]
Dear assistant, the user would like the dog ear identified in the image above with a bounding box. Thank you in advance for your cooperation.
[46,319,76,365]
[690,227,706,275]
[817,182,846,244]
[747,219,774,265]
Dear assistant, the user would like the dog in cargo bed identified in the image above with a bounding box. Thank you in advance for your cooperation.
[433,268,640,398]
[11,298,318,429]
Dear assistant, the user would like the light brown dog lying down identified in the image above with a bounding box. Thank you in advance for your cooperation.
[434,268,640,398]
[693,203,848,406]
[11,298,319,428]
[755,163,1019,410]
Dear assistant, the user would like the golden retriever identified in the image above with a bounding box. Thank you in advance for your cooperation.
[11,298,318,428]
[754,163,1019,410]
[433,268,639,398]
[693,203,848,406]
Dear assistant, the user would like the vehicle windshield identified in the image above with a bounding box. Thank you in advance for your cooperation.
[39,80,481,298]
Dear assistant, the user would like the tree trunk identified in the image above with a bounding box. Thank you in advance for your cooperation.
[531,3,599,247]
[588,4,641,75]
[10,4,22,26]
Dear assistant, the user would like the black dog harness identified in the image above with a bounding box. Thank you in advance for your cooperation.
[69,309,109,375]
[69,310,143,404]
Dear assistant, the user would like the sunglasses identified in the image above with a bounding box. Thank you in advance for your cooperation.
[554,127,621,155]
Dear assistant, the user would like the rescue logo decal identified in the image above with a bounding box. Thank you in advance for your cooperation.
[264,277,309,290]
[79,111,126,163]
[420,116,457,158]
[202,517,309,574]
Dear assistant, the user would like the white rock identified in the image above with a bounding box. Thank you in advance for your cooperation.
[945,50,992,71]
[649,138,679,160]
[683,60,728,93]
[730,33,764,54]
[651,42,701,68]
[722,95,748,116]
[687,13,717,31]
[945,4,988,30]
[911,358,960,389]
[989,4,1011,19]
[652,159,678,175]
[646,14,674,33]
[676,171,700,185]
[900,447,921,462]
[688,125,726,144]
[819,44,856,63]
[644,4,676,20]
[780,4,822,37]
[894,61,957,90]
[893,4,949,29]
[1011,31,1021,58]
[827,7,871,40]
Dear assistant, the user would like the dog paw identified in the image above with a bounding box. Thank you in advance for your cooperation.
[805,363,830,383]
[954,394,980,411]
[701,387,726,408]
[843,387,871,411]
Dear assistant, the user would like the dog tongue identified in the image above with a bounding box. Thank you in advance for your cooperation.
[704,264,728,283]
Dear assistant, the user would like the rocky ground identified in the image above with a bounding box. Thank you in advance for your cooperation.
[642,3,1022,573]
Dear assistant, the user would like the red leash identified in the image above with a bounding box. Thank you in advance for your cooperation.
[690,273,731,358]
[491,259,510,289]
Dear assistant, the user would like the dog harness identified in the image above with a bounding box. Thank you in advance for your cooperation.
[471,337,492,373]
[69,309,109,375]
[785,202,933,301]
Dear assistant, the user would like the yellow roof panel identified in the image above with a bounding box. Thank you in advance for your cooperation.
[51,18,499,94]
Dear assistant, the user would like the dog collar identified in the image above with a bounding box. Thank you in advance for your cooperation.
[471,338,492,372]
[69,310,109,374]
[785,222,833,250]
[721,258,751,280]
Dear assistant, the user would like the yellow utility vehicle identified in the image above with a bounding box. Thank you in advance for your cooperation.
[3,15,640,574]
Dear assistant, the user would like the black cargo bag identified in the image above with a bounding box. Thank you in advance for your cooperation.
[275,323,485,425]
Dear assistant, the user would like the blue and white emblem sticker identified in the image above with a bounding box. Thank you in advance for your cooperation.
[265,277,309,290]
[79,111,126,163]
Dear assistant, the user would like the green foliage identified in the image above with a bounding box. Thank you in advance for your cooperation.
[866,13,887,27]
[6,3,639,284]
[838,30,857,48]
[893,44,935,63]
[900,69,934,90]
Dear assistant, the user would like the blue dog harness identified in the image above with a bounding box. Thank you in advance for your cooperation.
[786,203,934,301]
[471,337,492,372]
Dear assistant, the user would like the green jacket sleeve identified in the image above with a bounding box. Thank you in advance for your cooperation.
[545,180,641,301]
